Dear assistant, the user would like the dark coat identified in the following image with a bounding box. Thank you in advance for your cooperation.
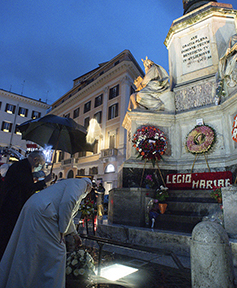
[0,158,46,260]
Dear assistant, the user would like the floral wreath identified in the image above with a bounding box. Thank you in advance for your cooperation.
[132,125,167,163]
[186,125,216,155]
[232,114,237,143]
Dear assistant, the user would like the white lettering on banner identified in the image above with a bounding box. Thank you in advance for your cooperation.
[186,174,191,183]
[177,174,182,183]
[200,180,206,189]
[225,179,231,186]
[192,180,199,188]
[173,175,177,183]
[218,179,224,187]
[206,180,212,189]
[166,172,232,190]
[167,175,171,184]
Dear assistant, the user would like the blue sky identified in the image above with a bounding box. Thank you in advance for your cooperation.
[1,0,236,104]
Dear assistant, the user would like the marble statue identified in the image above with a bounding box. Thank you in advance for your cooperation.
[128,57,169,111]
[219,34,237,88]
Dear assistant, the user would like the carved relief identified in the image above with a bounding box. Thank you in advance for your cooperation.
[175,81,214,111]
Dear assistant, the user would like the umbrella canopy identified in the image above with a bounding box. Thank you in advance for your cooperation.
[18,114,94,155]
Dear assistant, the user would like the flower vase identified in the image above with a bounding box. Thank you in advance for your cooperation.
[159,203,167,214]
[217,197,222,204]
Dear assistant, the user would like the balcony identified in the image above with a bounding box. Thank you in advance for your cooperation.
[100,148,118,161]
[61,158,77,168]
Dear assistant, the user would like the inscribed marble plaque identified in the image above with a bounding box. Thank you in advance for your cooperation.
[181,26,213,74]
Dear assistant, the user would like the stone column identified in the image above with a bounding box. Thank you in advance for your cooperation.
[222,185,237,239]
[191,221,234,288]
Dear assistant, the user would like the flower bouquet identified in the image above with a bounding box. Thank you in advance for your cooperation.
[66,249,95,281]
[155,186,169,203]
[79,200,95,218]
[210,186,222,203]
[145,174,155,188]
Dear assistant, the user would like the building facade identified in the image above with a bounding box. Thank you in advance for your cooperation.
[0,89,50,163]
[50,50,144,192]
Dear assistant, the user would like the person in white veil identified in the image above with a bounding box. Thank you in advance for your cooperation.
[0,177,92,288]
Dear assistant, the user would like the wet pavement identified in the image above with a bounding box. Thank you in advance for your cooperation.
[72,216,192,288]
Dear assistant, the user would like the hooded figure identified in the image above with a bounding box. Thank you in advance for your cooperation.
[0,151,53,260]
[0,178,92,288]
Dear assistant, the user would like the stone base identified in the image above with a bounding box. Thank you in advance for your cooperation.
[96,222,237,273]
[96,223,191,257]
[118,162,176,188]
[222,185,237,238]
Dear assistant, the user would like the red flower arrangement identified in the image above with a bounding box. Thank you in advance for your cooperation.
[232,115,237,142]
[186,125,216,155]
[132,125,167,165]
[210,186,222,203]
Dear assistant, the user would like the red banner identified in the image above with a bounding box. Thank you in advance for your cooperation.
[166,171,232,190]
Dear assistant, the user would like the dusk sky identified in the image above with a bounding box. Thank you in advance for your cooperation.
[1,0,236,104]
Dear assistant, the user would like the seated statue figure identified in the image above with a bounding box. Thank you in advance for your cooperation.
[128,57,169,111]
[219,34,237,88]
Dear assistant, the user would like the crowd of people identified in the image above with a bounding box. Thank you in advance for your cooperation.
[0,151,103,288]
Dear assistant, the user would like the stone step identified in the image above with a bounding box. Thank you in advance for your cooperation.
[152,190,220,233]
[153,214,203,233]
[166,201,220,215]
[97,223,192,257]
[168,196,215,203]
[168,189,213,199]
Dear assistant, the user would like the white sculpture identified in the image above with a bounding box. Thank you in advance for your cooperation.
[219,34,237,88]
[128,57,169,111]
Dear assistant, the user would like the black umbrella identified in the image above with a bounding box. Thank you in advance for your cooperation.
[18,114,94,155]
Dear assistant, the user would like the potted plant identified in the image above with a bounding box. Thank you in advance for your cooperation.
[145,174,155,189]
[210,186,222,203]
[155,186,169,214]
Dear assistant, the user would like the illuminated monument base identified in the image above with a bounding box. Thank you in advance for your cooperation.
[97,1,237,278]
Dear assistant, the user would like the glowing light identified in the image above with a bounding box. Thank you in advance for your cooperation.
[43,145,53,163]
[97,264,138,281]
[86,118,102,144]
[105,164,115,173]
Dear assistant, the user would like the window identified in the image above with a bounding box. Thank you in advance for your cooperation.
[109,134,115,149]
[15,125,21,135]
[32,111,41,119]
[77,169,85,176]
[1,121,12,132]
[93,140,98,154]
[58,151,64,162]
[67,170,74,178]
[73,107,80,119]
[84,101,91,113]
[84,117,90,129]
[109,84,119,100]
[89,166,98,175]
[78,151,86,158]
[94,111,102,124]
[5,103,16,114]
[0,102,2,110]
[64,113,70,118]
[95,94,103,107]
[108,103,118,120]
[18,107,28,117]
[105,164,115,173]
